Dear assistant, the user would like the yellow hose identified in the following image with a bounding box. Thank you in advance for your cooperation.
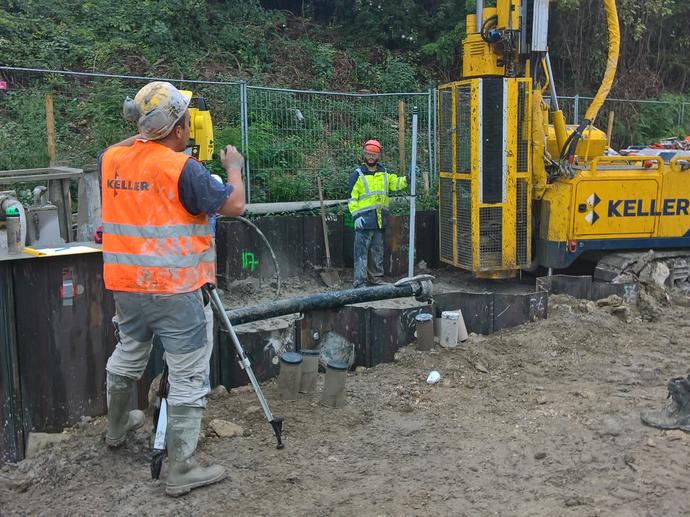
[583,0,619,123]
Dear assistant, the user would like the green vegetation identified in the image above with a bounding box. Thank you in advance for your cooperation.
[0,0,688,203]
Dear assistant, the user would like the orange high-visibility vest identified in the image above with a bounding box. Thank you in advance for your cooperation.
[101,140,215,293]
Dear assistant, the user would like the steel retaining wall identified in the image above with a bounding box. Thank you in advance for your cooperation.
[216,212,439,287]
[0,253,116,462]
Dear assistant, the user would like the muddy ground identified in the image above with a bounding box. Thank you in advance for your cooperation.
[1,272,690,516]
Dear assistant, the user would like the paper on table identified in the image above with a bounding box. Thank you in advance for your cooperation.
[23,245,101,257]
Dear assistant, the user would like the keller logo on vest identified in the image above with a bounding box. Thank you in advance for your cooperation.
[106,171,150,194]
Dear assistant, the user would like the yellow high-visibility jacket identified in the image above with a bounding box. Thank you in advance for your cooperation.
[348,164,407,230]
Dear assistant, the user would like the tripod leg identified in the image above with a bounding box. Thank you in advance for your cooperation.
[151,361,169,479]
[204,284,284,449]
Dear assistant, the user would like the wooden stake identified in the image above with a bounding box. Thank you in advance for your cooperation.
[606,110,615,147]
[398,100,405,174]
[45,94,56,165]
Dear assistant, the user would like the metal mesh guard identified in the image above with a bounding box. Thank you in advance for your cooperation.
[517,82,529,173]
[439,89,453,172]
[456,179,472,268]
[516,179,528,265]
[439,177,454,263]
[479,206,503,268]
[455,85,471,173]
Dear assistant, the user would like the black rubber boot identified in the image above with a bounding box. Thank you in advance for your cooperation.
[640,376,690,431]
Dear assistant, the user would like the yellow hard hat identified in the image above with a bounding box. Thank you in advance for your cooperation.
[122,81,190,140]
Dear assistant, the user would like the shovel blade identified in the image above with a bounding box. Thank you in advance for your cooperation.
[318,269,340,288]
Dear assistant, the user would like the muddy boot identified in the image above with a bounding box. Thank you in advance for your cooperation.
[106,372,145,447]
[165,406,226,497]
[367,276,386,286]
[640,376,690,431]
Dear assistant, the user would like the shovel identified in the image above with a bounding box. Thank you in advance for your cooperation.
[316,175,340,287]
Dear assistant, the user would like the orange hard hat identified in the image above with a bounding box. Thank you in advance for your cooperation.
[363,139,382,154]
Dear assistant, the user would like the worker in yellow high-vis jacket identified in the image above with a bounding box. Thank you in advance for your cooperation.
[348,139,407,288]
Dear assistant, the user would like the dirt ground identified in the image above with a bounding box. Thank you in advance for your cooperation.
[2,272,690,516]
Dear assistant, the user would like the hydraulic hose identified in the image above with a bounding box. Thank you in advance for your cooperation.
[583,0,620,124]
[560,0,619,163]
[544,53,568,153]
[480,15,499,43]
[540,58,550,94]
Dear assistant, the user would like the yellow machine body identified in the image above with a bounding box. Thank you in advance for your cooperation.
[180,90,214,161]
[462,9,506,78]
[462,32,506,78]
[546,125,608,161]
[537,157,690,268]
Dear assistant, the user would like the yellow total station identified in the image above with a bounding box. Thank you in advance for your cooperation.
[180,90,214,162]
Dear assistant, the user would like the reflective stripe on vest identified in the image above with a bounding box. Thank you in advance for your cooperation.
[350,204,387,217]
[101,140,215,294]
[348,169,392,226]
[103,248,216,268]
[102,223,211,238]
[357,170,371,195]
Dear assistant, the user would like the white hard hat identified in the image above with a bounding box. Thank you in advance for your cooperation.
[122,81,190,140]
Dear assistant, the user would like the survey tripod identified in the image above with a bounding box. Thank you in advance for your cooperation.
[150,283,284,479]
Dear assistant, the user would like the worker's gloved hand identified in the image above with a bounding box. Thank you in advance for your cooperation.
[210,174,223,184]
[354,217,365,230]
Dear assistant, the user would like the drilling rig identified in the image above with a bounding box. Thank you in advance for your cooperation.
[438,0,690,281]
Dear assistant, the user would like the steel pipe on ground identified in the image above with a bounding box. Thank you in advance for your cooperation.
[225,280,432,325]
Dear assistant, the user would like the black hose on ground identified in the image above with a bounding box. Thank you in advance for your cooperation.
[225,278,433,325]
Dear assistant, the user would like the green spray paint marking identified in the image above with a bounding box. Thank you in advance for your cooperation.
[242,251,258,272]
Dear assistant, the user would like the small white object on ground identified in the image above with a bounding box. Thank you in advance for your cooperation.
[426,370,441,384]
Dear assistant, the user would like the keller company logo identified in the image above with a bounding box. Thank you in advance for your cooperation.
[585,193,601,224]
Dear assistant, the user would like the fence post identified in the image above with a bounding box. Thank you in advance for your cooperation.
[679,101,685,129]
[573,94,579,124]
[427,89,433,190]
[432,88,438,185]
[239,81,251,204]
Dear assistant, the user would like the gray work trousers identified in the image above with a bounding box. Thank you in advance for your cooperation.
[353,228,384,288]
[105,289,214,408]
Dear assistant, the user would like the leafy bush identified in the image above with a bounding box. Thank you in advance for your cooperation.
[632,94,688,144]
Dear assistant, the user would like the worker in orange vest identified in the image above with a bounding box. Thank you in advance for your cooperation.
[100,81,245,497]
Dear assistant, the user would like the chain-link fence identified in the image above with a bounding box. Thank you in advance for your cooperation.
[243,85,432,202]
[0,67,241,172]
[0,67,433,205]
[556,95,689,149]
[1,66,688,204]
